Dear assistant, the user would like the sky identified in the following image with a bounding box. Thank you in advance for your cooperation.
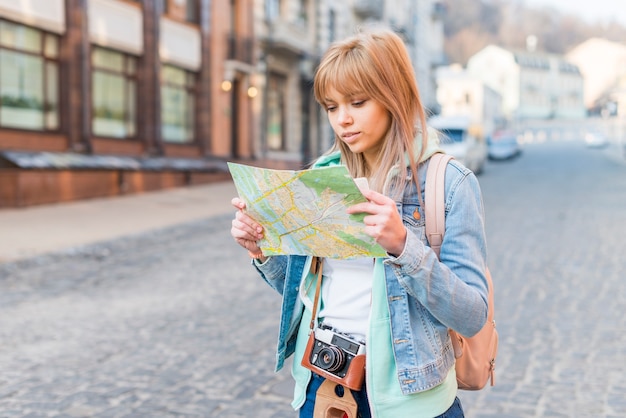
[524,0,626,26]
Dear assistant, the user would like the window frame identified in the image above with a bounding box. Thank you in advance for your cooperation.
[185,0,199,24]
[160,63,197,144]
[266,72,287,151]
[0,19,60,132]
[90,46,138,139]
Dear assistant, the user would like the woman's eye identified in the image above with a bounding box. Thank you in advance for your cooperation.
[352,100,365,107]
[326,106,336,112]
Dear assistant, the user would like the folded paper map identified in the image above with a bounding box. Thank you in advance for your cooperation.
[228,162,386,259]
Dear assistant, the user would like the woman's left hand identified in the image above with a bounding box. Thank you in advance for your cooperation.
[347,190,407,257]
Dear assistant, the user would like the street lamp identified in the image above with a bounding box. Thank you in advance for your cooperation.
[221,80,232,92]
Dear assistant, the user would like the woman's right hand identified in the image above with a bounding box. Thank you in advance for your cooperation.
[231,197,265,256]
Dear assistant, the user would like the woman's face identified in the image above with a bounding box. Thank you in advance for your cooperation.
[324,87,391,168]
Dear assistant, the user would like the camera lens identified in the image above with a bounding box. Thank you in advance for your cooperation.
[316,346,345,373]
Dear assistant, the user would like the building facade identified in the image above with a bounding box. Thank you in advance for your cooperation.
[0,0,256,207]
[435,64,503,138]
[0,0,443,208]
[467,45,586,121]
[566,38,626,117]
[252,0,446,167]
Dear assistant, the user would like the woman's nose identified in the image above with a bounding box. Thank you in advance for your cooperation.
[337,107,352,125]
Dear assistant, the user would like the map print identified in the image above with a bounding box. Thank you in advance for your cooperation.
[228,162,386,259]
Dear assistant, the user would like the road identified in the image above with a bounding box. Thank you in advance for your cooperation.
[459,140,626,417]
[1,139,625,417]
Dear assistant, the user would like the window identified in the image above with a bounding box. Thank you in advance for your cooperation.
[91,47,137,138]
[296,0,308,26]
[266,0,281,22]
[186,0,199,23]
[164,0,198,23]
[161,64,195,143]
[266,73,286,150]
[439,129,464,143]
[0,20,59,131]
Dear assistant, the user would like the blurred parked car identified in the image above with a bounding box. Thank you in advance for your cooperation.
[584,131,608,148]
[429,115,487,174]
[488,130,521,160]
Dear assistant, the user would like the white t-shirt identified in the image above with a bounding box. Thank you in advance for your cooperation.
[318,257,374,342]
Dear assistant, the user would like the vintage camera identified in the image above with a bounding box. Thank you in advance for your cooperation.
[301,324,366,391]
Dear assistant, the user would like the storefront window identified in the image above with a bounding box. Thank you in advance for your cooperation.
[91,47,137,138]
[267,73,286,150]
[0,20,59,131]
[161,64,195,143]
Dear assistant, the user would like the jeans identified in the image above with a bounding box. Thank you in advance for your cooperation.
[299,373,464,418]
[436,397,464,418]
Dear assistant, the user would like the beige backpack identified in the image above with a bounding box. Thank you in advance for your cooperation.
[425,153,498,390]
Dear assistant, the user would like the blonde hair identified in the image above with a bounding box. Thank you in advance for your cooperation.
[314,27,428,197]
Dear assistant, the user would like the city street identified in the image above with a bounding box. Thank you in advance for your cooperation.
[1,139,625,417]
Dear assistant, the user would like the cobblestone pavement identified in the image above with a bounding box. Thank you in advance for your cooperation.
[1,140,625,417]
[457,141,626,417]
[0,216,297,418]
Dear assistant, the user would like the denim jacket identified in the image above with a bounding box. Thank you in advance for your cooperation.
[252,151,488,398]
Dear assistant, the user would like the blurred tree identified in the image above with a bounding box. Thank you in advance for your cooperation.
[443,0,626,64]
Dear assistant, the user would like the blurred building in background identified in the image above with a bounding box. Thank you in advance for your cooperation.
[0,0,445,208]
[0,0,251,207]
[566,38,626,118]
[435,64,503,139]
[466,44,586,121]
[254,0,446,167]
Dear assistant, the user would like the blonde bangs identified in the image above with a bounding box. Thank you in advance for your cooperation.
[314,47,373,105]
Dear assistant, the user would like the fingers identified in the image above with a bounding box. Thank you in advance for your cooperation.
[235,237,262,254]
[347,190,394,215]
[232,211,263,240]
[348,201,395,219]
[231,197,246,210]
[230,197,261,236]
[231,218,263,254]
[362,213,407,256]
[347,199,379,215]
[361,189,390,204]
[230,197,264,253]
[346,190,406,254]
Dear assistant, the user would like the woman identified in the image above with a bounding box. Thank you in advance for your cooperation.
[231,27,488,418]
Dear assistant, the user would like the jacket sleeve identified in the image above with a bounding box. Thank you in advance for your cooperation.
[252,255,289,295]
[385,166,489,337]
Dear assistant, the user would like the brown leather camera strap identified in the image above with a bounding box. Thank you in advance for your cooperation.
[308,257,323,332]
[313,379,358,418]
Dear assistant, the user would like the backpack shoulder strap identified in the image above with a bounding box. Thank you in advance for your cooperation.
[425,153,466,361]
[425,153,498,389]
[425,153,454,258]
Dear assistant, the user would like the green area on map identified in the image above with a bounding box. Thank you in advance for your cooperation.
[228,162,386,259]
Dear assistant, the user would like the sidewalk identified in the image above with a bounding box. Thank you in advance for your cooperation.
[0,181,238,263]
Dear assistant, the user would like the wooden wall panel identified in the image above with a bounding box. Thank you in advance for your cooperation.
[0,168,227,208]
[162,143,202,158]
[91,138,145,155]
[0,132,68,151]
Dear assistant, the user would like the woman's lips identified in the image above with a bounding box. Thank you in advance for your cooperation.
[341,132,360,143]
